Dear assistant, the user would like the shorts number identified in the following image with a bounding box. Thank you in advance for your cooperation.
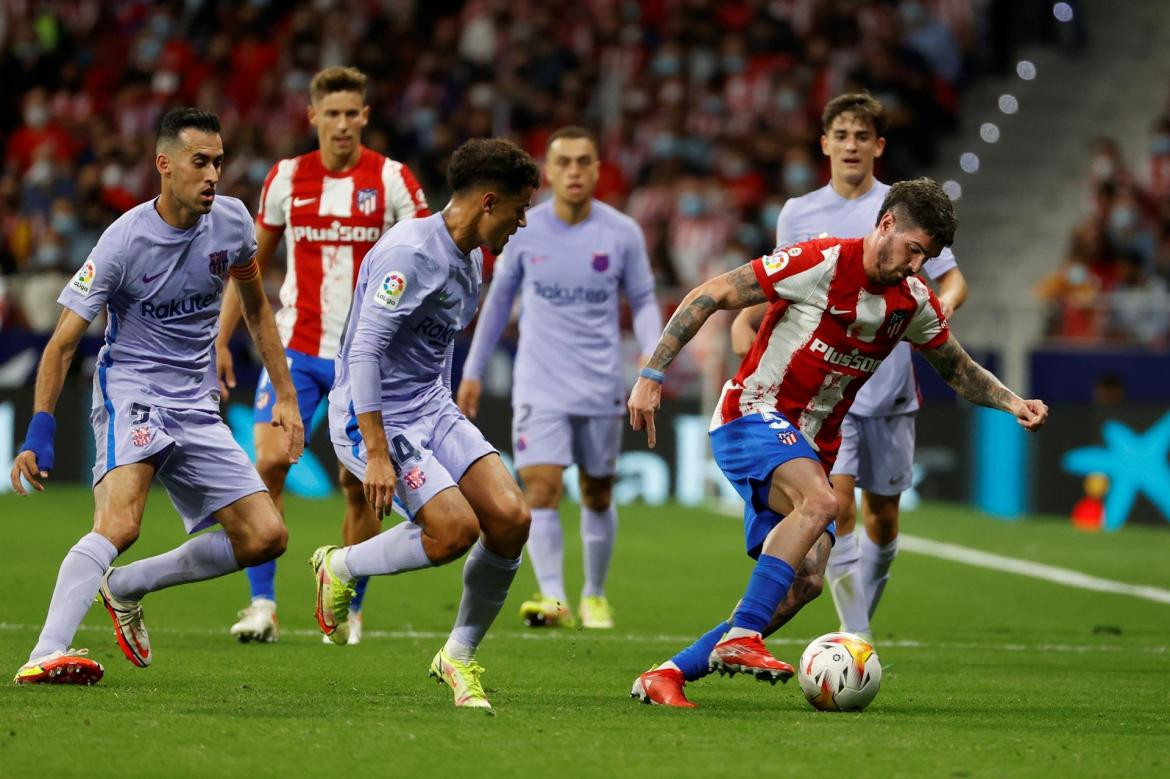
[129,403,151,425]
[515,403,532,430]
[391,434,421,464]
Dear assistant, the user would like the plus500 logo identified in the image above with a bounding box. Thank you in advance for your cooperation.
[291,223,381,243]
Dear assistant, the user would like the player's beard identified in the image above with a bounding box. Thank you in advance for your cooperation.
[875,237,901,284]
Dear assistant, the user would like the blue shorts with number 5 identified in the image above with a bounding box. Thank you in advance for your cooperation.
[709,410,836,559]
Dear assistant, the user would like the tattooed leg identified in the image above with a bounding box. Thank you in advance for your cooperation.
[763,532,832,637]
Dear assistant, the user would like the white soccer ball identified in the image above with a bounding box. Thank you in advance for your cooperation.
[797,631,882,711]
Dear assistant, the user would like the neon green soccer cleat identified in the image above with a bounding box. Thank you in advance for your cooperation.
[13,649,104,686]
[310,545,355,645]
[519,593,575,628]
[429,649,493,711]
[579,595,615,629]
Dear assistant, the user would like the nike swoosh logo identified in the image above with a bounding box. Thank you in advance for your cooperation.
[143,272,165,283]
[829,306,851,316]
[293,197,317,207]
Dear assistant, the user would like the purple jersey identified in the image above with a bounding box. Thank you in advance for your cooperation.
[776,180,958,417]
[462,199,661,416]
[58,197,257,412]
[329,212,481,417]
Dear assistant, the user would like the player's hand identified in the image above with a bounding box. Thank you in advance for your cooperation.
[730,309,758,357]
[628,376,662,448]
[216,340,236,400]
[10,450,48,496]
[364,452,397,517]
[939,298,957,320]
[456,378,482,420]
[1013,398,1048,431]
[271,395,305,463]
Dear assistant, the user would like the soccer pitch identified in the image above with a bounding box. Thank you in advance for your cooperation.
[2,489,1168,777]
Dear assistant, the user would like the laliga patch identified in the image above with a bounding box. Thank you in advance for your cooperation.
[763,250,789,275]
[374,271,407,308]
[70,260,96,296]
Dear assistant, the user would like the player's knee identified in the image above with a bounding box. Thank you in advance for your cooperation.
[802,488,839,531]
[255,451,292,488]
[580,480,613,512]
[237,514,288,565]
[524,478,562,509]
[432,515,481,563]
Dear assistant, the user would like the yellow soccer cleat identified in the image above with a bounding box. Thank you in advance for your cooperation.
[579,595,615,629]
[519,593,575,628]
[310,546,355,645]
[14,649,104,686]
[429,649,493,711]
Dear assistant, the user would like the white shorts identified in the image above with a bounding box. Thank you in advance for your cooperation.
[512,405,622,478]
[329,395,497,520]
[829,412,915,496]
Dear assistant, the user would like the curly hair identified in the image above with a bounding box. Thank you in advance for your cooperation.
[447,138,540,195]
[877,178,957,247]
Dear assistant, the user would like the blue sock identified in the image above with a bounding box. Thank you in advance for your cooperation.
[670,621,730,682]
[245,560,276,602]
[731,554,795,633]
[350,576,370,612]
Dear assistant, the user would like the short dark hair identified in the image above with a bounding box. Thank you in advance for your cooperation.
[310,66,368,103]
[447,138,541,195]
[877,178,957,248]
[822,92,888,137]
[157,108,220,151]
[547,126,599,155]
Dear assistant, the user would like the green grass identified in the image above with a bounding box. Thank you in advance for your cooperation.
[1,489,1168,777]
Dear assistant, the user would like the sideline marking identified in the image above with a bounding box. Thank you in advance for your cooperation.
[900,533,1170,605]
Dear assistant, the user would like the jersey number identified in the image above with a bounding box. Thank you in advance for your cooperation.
[391,434,421,465]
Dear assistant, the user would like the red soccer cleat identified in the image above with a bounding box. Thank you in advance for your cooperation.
[630,666,697,708]
[708,635,794,684]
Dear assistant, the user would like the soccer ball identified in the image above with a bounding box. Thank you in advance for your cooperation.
[797,632,882,711]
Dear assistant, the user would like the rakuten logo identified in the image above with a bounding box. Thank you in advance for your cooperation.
[809,338,883,373]
[532,281,610,305]
[141,290,222,320]
[291,222,381,243]
[413,315,458,348]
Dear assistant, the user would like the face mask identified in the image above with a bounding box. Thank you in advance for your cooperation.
[900,2,925,26]
[1109,206,1137,234]
[1066,263,1088,285]
[776,88,800,112]
[677,192,704,217]
[652,55,680,78]
[24,103,49,129]
[720,156,748,178]
[651,133,676,158]
[34,243,63,268]
[784,163,814,192]
[721,55,745,75]
[1152,135,1170,156]
[51,212,78,234]
[761,203,782,230]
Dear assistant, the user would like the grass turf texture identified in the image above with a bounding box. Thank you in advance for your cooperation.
[1,488,1168,777]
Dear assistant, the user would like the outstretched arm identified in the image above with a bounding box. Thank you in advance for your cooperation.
[629,263,768,447]
[920,333,1048,431]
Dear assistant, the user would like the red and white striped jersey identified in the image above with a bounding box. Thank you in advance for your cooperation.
[257,147,430,358]
[713,238,950,468]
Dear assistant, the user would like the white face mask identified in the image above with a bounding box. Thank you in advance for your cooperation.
[24,103,49,129]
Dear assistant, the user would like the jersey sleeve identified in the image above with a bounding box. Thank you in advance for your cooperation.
[56,228,126,322]
[257,160,291,231]
[383,160,431,225]
[923,245,957,280]
[619,220,662,355]
[750,240,833,304]
[775,199,797,246]
[232,200,258,266]
[461,244,523,380]
[904,275,951,349]
[348,247,445,413]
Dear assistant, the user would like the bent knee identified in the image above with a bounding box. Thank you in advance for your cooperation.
[238,518,288,565]
[256,453,292,485]
[431,516,481,563]
[803,489,839,527]
[524,481,562,509]
[580,485,613,512]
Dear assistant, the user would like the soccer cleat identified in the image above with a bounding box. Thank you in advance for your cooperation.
[97,568,151,668]
[708,635,794,684]
[579,595,615,629]
[519,593,575,628]
[310,545,355,645]
[429,649,493,711]
[321,610,363,646]
[13,649,104,686]
[229,598,279,644]
[630,666,696,708]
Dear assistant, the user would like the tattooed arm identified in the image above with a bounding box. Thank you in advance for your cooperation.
[920,333,1048,431]
[629,263,768,447]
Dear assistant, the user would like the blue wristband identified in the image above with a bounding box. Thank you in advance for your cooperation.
[19,411,56,472]
[639,367,666,384]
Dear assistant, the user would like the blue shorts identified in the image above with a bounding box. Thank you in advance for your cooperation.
[709,410,836,559]
[254,347,333,436]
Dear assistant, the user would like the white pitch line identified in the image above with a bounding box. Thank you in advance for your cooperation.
[0,623,1165,655]
[900,534,1170,605]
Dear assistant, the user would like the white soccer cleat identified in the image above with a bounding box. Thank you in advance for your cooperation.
[230,598,279,643]
[321,610,363,646]
[97,568,152,668]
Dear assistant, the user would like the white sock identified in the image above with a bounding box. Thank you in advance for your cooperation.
[526,508,566,601]
[444,638,476,663]
[30,532,118,661]
[448,540,522,653]
[724,626,762,641]
[108,531,238,601]
[581,504,617,598]
[860,534,899,620]
[342,521,432,578]
[825,532,869,635]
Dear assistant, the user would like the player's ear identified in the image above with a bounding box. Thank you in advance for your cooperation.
[873,136,886,159]
[482,191,497,215]
[358,104,370,128]
[155,151,171,177]
[307,103,318,127]
[820,133,830,158]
